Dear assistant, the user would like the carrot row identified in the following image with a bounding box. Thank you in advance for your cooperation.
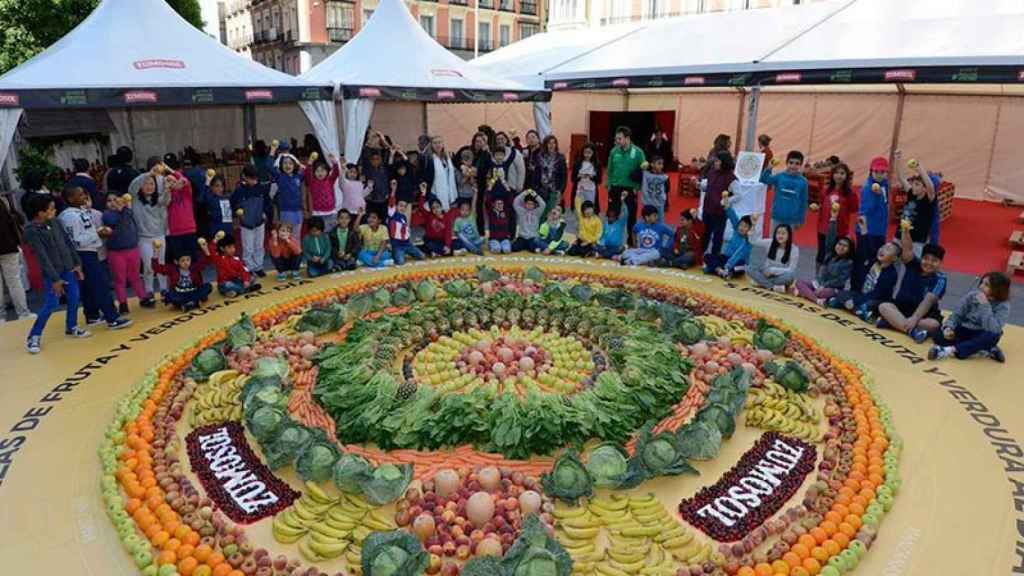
[625,372,709,455]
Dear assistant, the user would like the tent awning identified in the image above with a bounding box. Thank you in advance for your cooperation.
[0,0,331,109]
[302,0,548,102]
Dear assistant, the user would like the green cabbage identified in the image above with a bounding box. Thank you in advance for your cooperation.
[595,288,635,310]
[676,420,722,461]
[753,319,788,353]
[190,347,226,381]
[227,313,257,349]
[477,266,501,282]
[251,357,290,381]
[775,361,810,393]
[295,441,340,483]
[500,515,573,576]
[697,404,736,440]
[361,530,428,576]
[674,319,705,345]
[461,556,504,576]
[391,287,414,307]
[524,266,546,284]
[347,293,374,319]
[333,453,374,494]
[296,307,342,335]
[632,426,698,478]
[359,463,413,505]
[569,283,593,303]
[542,283,567,299]
[246,406,287,443]
[263,424,315,470]
[443,280,472,298]
[373,288,392,310]
[584,443,643,489]
[541,450,592,504]
[242,381,287,418]
[415,280,438,302]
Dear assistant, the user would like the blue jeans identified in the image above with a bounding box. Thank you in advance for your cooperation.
[454,235,484,255]
[166,283,212,308]
[422,239,448,256]
[934,326,1001,359]
[391,240,425,265]
[488,239,512,254]
[306,261,333,277]
[29,271,80,338]
[703,253,746,276]
[78,251,118,323]
[358,249,394,268]
[218,280,246,295]
[596,244,624,259]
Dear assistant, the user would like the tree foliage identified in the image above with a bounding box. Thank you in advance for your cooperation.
[0,0,205,75]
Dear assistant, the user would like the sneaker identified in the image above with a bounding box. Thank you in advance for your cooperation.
[118,302,130,315]
[224,290,239,298]
[875,317,890,330]
[65,327,92,338]
[928,345,953,360]
[452,249,467,256]
[254,270,267,278]
[990,346,1006,364]
[248,283,262,292]
[909,328,928,344]
[291,271,301,280]
[26,336,41,354]
[139,298,156,309]
[277,272,288,282]
[772,285,787,293]
[107,318,133,330]
[815,298,826,306]
[86,317,104,326]
[17,312,36,320]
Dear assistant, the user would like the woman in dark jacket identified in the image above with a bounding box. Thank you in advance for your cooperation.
[470,132,492,230]
[531,135,568,221]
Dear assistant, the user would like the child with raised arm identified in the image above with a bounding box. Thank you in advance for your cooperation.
[202,174,235,240]
[512,190,545,252]
[103,192,154,312]
[536,205,569,255]
[638,156,670,222]
[930,272,1010,363]
[24,194,88,354]
[150,240,210,311]
[387,184,426,266]
[811,162,858,269]
[131,167,170,295]
[305,153,342,233]
[760,150,809,231]
[618,205,674,266]
[200,232,261,297]
[703,205,753,278]
[893,150,936,258]
[828,240,900,323]
[268,224,302,280]
[568,198,602,257]
[877,227,947,343]
[795,207,853,305]
[596,191,629,259]
[340,163,368,215]
[747,222,800,293]
[231,165,270,277]
[330,209,361,271]
[412,182,456,258]
[269,142,306,241]
[302,216,334,276]
[854,157,891,291]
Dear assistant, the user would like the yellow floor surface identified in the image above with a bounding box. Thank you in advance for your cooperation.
[0,255,1021,574]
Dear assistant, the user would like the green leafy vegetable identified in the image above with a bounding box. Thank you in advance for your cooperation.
[584,443,643,489]
[296,307,342,335]
[262,424,315,470]
[361,530,429,576]
[391,287,415,307]
[373,288,392,310]
[359,463,414,505]
[251,357,290,381]
[569,283,593,303]
[753,319,788,353]
[541,450,593,504]
[674,319,705,345]
[295,441,340,483]
[501,515,573,576]
[632,426,698,478]
[443,280,472,298]
[461,556,504,576]
[697,404,736,439]
[775,361,809,393]
[524,266,546,284]
[226,313,257,349]
[333,453,374,494]
[676,420,723,461]
[477,266,501,282]
[415,280,438,302]
[246,406,287,443]
[347,293,374,319]
[190,347,226,381]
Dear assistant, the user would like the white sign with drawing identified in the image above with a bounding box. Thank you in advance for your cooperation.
[735,151,766,184]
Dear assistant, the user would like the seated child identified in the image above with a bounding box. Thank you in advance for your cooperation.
[387,191,425,265]
[596,191,629,259]
[536,205,568,255]
[619,205,674,266]
[703,206,752,278]
[930,271,1010,363]
[747,223,799,293]
[877,230,947,343]
[269,224,302,280]
[487,197,513,254]
[638,156,670,222]
[452,199,484,256]
[795,214,853,305]
[672,209,704,269]
[569,198,602,257]
[828,240,900,322]
[330,209,361,271]
[357,210,394,267]
[302,216,334,277]
[151,242,210,311]
[200,232,261,297]
[413,189,456,257]
[512,190,545,252]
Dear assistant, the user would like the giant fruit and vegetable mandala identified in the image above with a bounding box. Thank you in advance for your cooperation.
[98,262,900,576]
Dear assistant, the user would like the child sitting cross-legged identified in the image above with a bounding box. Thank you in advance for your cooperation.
[330,209,361,271]
[596,191,629,259]
[536,204,568,255]
[568,197,602,257]
[452,199,484,256]
[200,232,261,297]
[876,227,947,343]
[269,223,302,280]
[671,209,705,269]
[747,222,799,293]
[703,205,753,278]
[618,205,674,266]
[929,271,1010,363]
[302,216,334,277]
[486,196,513,254]
[828,239,900,322]
[795,208,853,305]
[151,240,210,311]
[357,209,395,267]
[387,183,426,266]
[512,190,545,252]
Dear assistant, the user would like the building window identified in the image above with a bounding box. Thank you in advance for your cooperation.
[450,18,464,49]
[478,21,491,50]
[420,14,435,37]
[363,9,374,25]
[327,2,355,42]
[519,22,539,39]
[520,0,537,15]
[499,24,510,47]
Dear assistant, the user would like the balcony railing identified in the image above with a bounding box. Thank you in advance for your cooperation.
[328,27,353,42]
[449,0,468,4]
[520,1,537,15]
[478,0,494,8]
[434,36,493,53]
[499,0,514,11]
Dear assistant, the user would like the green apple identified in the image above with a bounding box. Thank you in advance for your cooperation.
[820,566,841,576]
[134,550,153,568]
[142,565,158,576]
[849,539,867,558]
[878,492,894,511]
[827,554,845,572]
[840,548,859,567]
[158,563,179,576]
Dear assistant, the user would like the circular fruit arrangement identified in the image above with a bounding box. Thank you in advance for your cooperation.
[97,261,902,576]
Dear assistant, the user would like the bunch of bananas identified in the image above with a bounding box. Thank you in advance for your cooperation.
[264,313,302,339]
[272,481,394,566]
[745,382,822,441]
[695,315,754,346]
[553,493,717,576]
[189,370,245,426]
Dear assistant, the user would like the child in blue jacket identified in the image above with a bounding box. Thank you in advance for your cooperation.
[761,150,809,231]
[596,190,629,259]
[703,204,752,278]
[270,140,306,241]
[853,156,891,291]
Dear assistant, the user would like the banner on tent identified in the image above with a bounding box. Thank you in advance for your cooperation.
[0,86,334,109]
[339,85,550,103]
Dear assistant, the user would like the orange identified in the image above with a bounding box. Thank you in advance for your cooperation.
[162,538,182,553]
[802,557,822,575]
[822,540,841,556]
[772,560,791,574]
[809,527,828,545]
[832,532,851,548]
[227,571,245,576]
[848,502,866,516]
[838,522,857,538]
[755,564,774,576]
[819,520,837,537]
[791,543,811,560]
[157,550,177,566]
[798,534,817,549]
[783,552,802,568]
[845,514,863,530]
[824,511,842,525]
[193,544,213,563]
[174,524,192,540]
[185,530,200,547]
[125,498,142,514]
[211,565,232,576]
[810,546,829,563]
[178,557,199,576]
[151,531,170,547]
[193,566,212,576]
[206,552,226,569]
[177,544,195,560]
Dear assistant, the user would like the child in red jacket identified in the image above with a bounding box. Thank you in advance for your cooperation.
[200,232,261,297]
[269,223,302,281]
[412,183,457,257]
[672,209,705,269]
[151,239,210,311]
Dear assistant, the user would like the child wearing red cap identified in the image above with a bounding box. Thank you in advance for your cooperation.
[852,156,890,291]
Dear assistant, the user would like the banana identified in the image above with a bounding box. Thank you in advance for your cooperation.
[271,520,306,543]
[363,516,395,531]
[595,562,630,576]
[559,515,602,529]
[298,538,325,563]
[345,549,362,565]
[553,506,588,519]
[654,526,688,543]
[324,516,357,531]
[609,557,645,573]
[561,525,600,540]
[327,505,364,522]
[311,522,351,540]
[659,533,694,549]
[691,544,711,564]
[352,525,372,543]
[632,510,669,525]
[616,526,661,538]
[343,493,373,511]
[308,530,348,548]
[606,549,645,564]
[563,543,597,556]
[305,481,335,505]
[308,538,349,558]
[590,497,628,511]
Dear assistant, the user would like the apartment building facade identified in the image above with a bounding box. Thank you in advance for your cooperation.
[224,0,255,57]
[548,0,823,30]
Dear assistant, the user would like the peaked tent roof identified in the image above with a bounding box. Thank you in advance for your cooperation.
[470,21,645,90]
[544,0,849,90]
[0,0,331,109]
[755,0,1024,86]
[301,0,548,102]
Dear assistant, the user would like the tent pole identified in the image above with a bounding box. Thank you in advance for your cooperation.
[982,95,1004,198]
[127,107,137,152]
[421,102,429,137]
[743,85,761,152]
[888,84,906,168]
[734,88,746,156]
[243,104,258,147]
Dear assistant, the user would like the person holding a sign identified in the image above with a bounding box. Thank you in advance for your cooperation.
[700,151,738,259]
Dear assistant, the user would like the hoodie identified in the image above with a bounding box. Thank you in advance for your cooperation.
[858,176,889,237]
[945,289,1010,334]
[306,162,342,216]
[24,220,80,283]
[513,191,546,240]
[412,199,457,248]
[761,169,809,226]
[166,172,197,236]
[271,160,305,212]
[231,182,270,229]
[129,173,170,238]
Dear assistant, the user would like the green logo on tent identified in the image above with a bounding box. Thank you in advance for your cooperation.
[192,89,214,103]
[728,73,751,87]
[647,77,664,87]
[301,88,322,100]
[61,90,87,105]
[951,68,978,82]
[830,70,853,83]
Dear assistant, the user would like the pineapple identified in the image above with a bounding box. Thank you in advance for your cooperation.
[507,308,521,326]
[452,312,465,331]
[465,311,479,328]
[395,380,418,401]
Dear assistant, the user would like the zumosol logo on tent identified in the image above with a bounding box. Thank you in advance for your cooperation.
[0,93,19,106]
[885,69,916,82]
[437,90,456,100]
[133,60,186,70]
[552,82,569,90]
[359,87,382,97]
[124,91,158,104]
[245,90,274,101]
[1018,70,1024,81]
[684,77,705,86]
[502,93,519,101]
[775,73,801,83]
[612,78,630,87]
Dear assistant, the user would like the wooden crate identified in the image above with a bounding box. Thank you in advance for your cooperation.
[677,168,700,197]
[1009,251,1024,276]
[1011,230,1024,248]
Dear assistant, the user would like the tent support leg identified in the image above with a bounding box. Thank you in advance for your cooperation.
[127,107,137,152]
[734,88,746,156]
[421,102,429,136]
[743,86,761,152]
[889,85,906,167]
[983,96,1003,199]
[243,104,258,147]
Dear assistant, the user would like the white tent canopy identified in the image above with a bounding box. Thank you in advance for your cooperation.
[300,0,548,160]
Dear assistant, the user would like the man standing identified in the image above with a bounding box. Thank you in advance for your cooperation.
[606,126,646,243]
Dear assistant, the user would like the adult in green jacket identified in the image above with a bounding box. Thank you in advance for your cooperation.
[606,126,647,242]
